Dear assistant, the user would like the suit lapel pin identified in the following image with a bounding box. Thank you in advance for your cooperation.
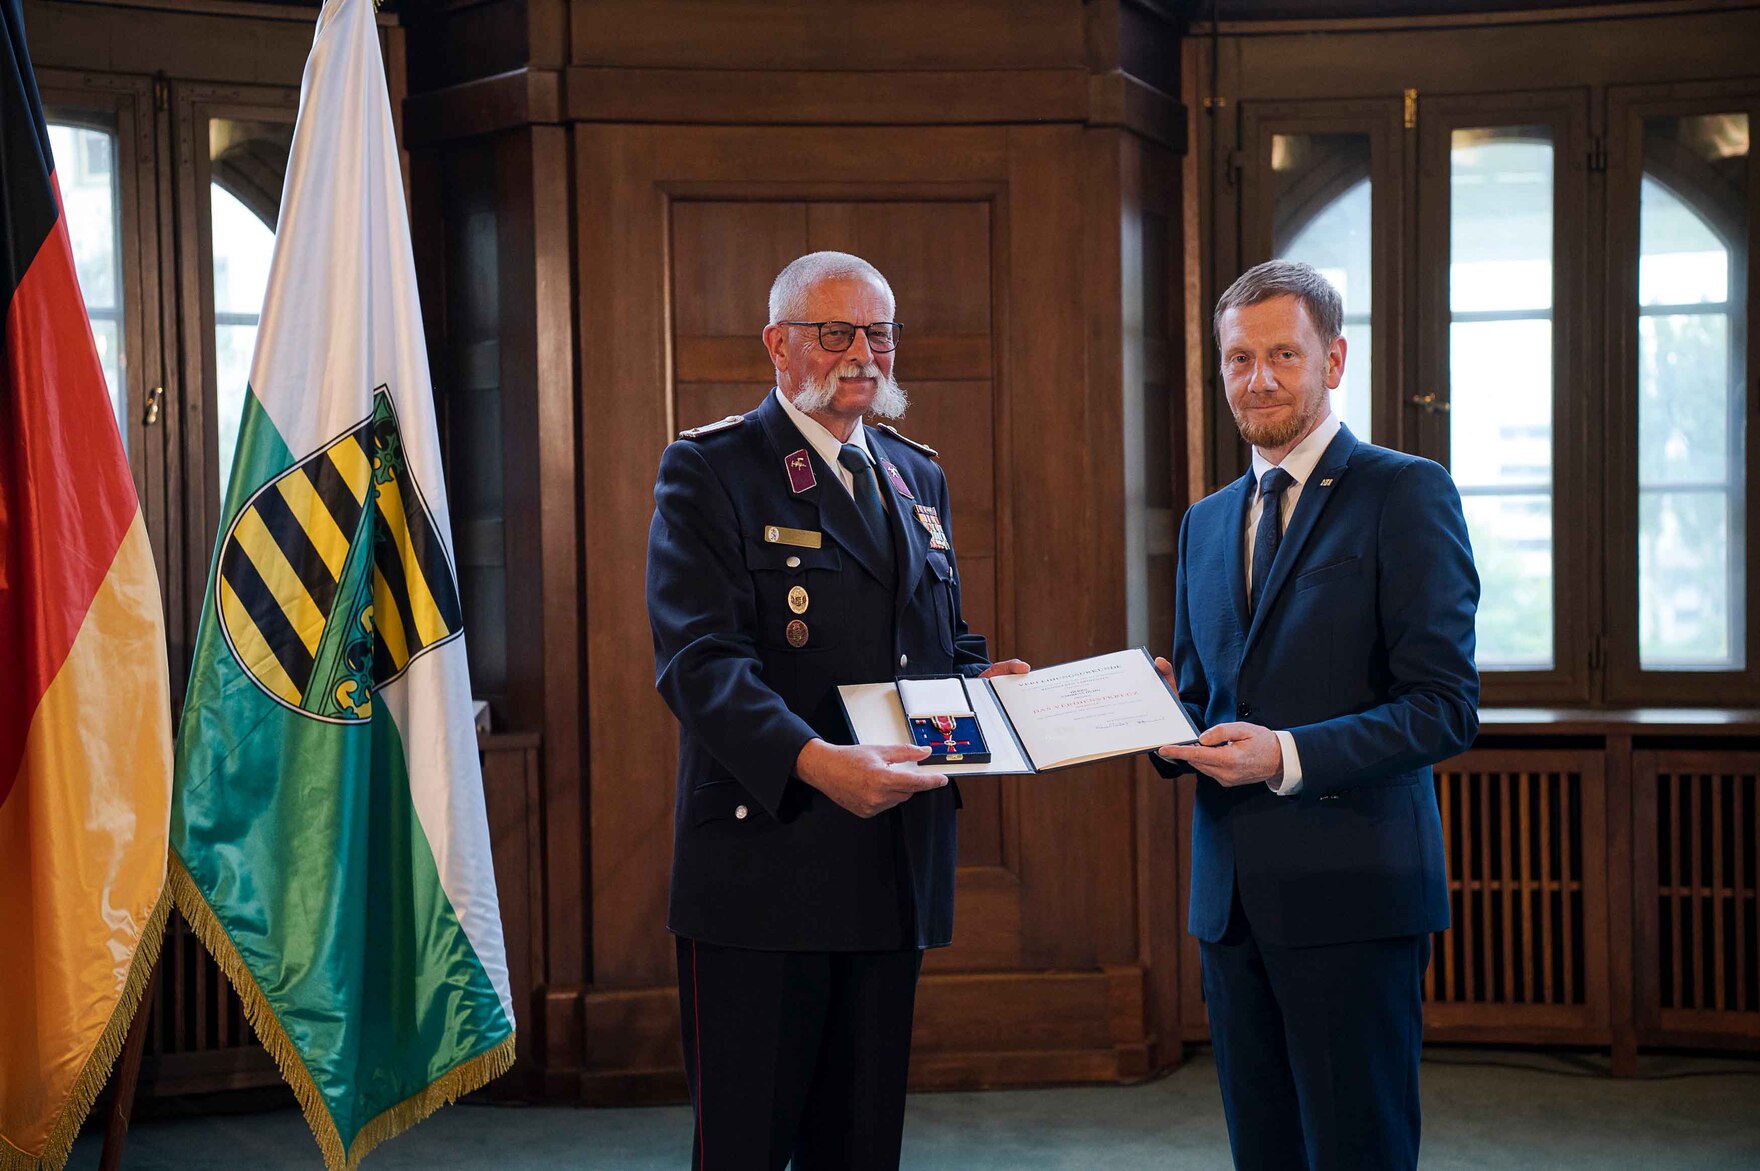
[1319,478,1334,487]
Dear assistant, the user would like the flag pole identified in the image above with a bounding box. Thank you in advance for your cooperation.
[96,957,160,1171]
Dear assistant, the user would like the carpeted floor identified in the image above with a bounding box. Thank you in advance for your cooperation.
[67,1048,1760,1169]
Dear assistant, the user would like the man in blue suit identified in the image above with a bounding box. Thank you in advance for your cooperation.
[1154,260,1480,1170]
[647,251,1025,1170]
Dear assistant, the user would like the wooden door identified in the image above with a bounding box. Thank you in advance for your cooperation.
[577,122,1146,1097]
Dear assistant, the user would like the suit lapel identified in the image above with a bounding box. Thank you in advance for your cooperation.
[756,394,888,583]
[1223,470,1255,638]
[1243,426,1359,654]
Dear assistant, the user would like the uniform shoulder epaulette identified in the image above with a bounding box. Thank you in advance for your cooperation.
[678,415,745,440]
[873,423,938,459]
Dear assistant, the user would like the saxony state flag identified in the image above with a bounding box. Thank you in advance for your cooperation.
[170,1,513,1167]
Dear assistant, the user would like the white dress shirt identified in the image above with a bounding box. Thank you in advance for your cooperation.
[1244,411,1342,797]
[774,386,874,501]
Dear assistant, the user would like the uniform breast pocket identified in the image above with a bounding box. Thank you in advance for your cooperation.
[744,540,844,651]
[924,549,957,655]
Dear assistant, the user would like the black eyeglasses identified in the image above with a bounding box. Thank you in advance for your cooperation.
[781,321,902,353]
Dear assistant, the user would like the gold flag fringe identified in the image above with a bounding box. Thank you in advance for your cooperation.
[167,854,515,1171]
[1,874,173,1171]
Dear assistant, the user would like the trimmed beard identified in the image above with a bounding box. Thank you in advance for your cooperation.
[1231,391,1326,450]
[793,359,909,419]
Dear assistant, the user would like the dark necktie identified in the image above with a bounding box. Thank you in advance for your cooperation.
[838,443,894,570]
[1250,466,1295,614]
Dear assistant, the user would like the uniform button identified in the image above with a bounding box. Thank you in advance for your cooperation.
[786,556,801,568]
[899,654,909,670]
[734,804,749,820]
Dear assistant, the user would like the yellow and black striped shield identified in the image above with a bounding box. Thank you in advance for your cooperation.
[216,387,463,722]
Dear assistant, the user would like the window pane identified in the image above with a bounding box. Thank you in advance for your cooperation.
[1272,133,1372,442]
[1463,494,1554,669]
[208,118,286,501]
[1450,131,1553,314]
[1641,491,1734,668]
[1449,127,1555,671]
[1637,113,1748,670]
[47,120,126,448]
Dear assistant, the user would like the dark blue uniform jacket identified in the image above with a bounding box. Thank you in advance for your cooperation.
[647,391,990,951]
[1154,426,1481,948]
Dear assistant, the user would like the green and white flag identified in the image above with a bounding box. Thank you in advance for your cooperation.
[170,1,514,1166]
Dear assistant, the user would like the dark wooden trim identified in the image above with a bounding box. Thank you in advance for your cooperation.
[402,67,564,148]
[563,66,1090,126]
[50,0,398,25]
[1194,0,1754,36]
[1086,70,1186,152]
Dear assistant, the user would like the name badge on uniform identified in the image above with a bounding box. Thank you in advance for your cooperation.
[784,449,816,494]
[764,525,822,549]
[913,504,950,551]
[881,459,913,499]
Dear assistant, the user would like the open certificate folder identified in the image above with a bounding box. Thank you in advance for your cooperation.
[836,648,1201,776]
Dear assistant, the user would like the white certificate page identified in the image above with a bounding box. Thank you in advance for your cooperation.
[985,648,1199,771]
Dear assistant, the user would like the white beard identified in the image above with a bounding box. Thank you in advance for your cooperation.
[793,360,909,419]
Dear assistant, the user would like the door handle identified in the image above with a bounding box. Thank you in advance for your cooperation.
[143,385,164,426]
[1407,393,1450,414]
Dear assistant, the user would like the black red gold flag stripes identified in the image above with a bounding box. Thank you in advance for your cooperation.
[1,0,173,1166]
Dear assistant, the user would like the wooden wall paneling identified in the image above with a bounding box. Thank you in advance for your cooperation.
[527,120,587,1062]
[1007,121,1138,971]
[670,188,1022,972]
[1089,111,1188,1068]
[570,120,1159,1098]
[478,734,545,1094]
[577,121,676,998]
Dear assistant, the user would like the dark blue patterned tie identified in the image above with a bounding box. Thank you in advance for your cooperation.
[838,443,894,571]
[1250,466,1295,614]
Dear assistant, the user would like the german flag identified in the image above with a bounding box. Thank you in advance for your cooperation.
[0,2,173,1168]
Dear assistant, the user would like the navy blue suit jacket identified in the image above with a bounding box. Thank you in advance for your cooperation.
[1157,426,1479,948]
[647,392,990,951]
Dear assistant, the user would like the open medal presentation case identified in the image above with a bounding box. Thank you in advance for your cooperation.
[895,675,992,764]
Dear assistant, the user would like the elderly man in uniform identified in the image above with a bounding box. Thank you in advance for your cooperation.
[646,250,1026,1171]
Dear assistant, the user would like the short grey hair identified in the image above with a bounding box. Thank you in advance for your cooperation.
[767,251,896,325]
[1213,260,1344,345]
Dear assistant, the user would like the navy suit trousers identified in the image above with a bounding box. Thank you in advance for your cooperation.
[1201,888,1431,1171]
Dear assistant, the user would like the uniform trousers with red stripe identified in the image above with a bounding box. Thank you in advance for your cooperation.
[674,937,924,1171]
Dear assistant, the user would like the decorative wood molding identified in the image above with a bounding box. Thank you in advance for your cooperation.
[1191,0,1753,36]
[563,66,1090,125]
[1087,68,1186,151]
[402,67,563,147]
